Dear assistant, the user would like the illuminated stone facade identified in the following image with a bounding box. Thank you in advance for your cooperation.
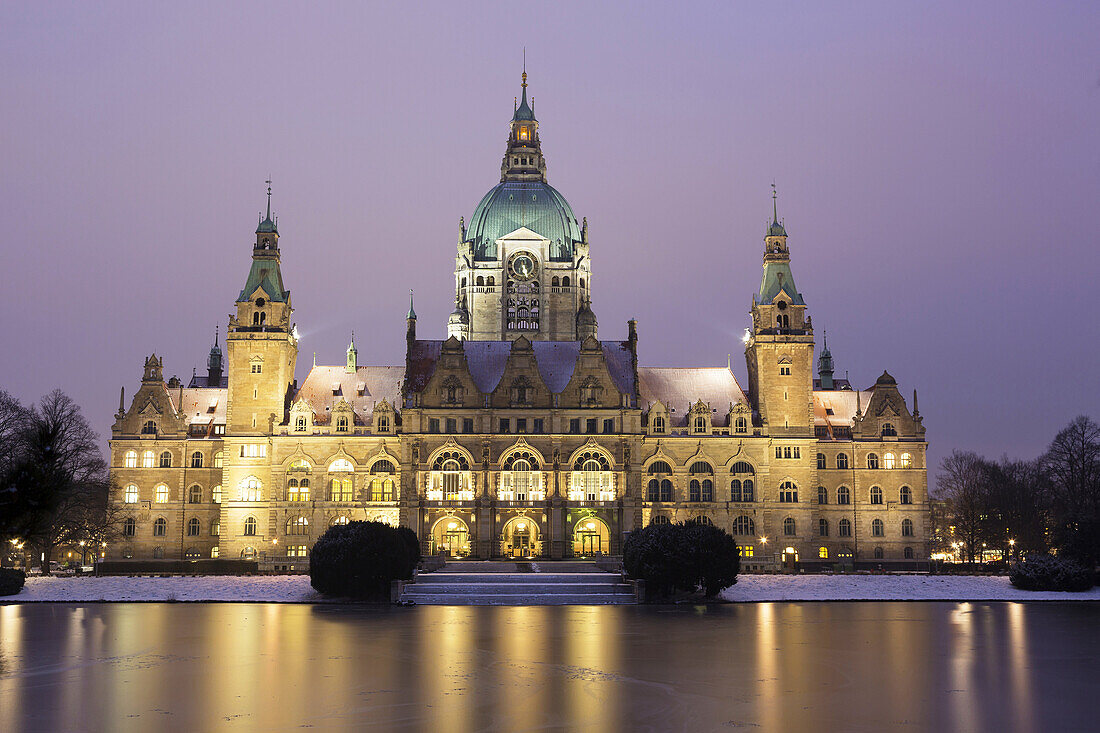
[108,76,929,567]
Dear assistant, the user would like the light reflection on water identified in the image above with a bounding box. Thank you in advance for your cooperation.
[1,602,1098,732]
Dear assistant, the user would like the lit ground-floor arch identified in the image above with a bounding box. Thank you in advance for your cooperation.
[430,516,471,558]
[572,516,610,557]
[500,515,541,558]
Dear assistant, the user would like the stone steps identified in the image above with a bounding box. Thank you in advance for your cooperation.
[401,565,636,605]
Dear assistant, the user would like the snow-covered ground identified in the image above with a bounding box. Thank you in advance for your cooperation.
[4,574,1100,603]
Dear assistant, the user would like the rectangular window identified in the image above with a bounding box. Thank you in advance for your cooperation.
[428,418,440,434]
[775,447,783,459]
[445,418,457,434]
[239,444,267,458]
[516,418,527,434]
[569,418,580,434]
[251,364,262,374]
[740,545,754,558]
[603,418,615,434]
[533,418,544,434]
[287,545,308,558]
[462,418,475,434]
[586,418,598,434]
[499,418,510,434]
[793,447,801,459]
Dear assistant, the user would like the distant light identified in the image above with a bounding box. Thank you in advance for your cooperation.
[760,536,768,544]
[742,328,751,344]
[291,325,301,341]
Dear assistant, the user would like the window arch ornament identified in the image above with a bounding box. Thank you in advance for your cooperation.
[646,460,673,475]
[733,515,755,536]
[240,476,262,502]
[500,446,543,501]
[427,442,474,501]
[569,445,614,502]
[899,485,913,505]
[441,375,465,406]
[778,480,798,503]
[287,516,309,536]
[867,453,880,470]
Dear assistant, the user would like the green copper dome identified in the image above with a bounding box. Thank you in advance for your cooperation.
[466,180,581,261]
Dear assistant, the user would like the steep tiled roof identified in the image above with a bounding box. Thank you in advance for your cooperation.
[295,366,404,421]
[637,367,747,426]
[169,387,227,426]
[813,389,873,427]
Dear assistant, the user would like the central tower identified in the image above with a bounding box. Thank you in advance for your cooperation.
[449,70,592,342]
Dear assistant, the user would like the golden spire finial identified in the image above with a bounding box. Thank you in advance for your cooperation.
[522,47,527,87]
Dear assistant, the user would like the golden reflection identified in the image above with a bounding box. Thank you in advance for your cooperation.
[949,603,979,732]
[756,602,779,730]
[1007,602,1034,731]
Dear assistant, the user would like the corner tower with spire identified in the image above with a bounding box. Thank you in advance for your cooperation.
[745,186,815,435]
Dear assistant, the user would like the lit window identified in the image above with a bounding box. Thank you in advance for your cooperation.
[884,453,896,470]
[818,546,829,559]
[900,453,912,469]
[153,517,167,536]
[211,521,220,536]
[244,517,257,536]
[740,545,754,558]
[212,485,222,503]
[332,515,350,526]
[870,486,883,505]
[124,451,138,468]
[241,546,256,560]
[187,518,201,536]
[287,545,308,557]
[213,451,224,468]
[154,484,169,503]
[329,458,354,472]
[330,478,352,502]
[211,546,220,559]
[783,517,796,536]
[287,516,309,536]
[142,451,155,469]
[900,486,913,504]
[124,484,139,503]
[241,477,262,502]
[240,444,267,458]
[872,519,885,537]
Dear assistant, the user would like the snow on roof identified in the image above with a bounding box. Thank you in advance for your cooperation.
[637,367,746,425]
[813,389,873,427]
[296,366,404,420]
[170,387,227,425]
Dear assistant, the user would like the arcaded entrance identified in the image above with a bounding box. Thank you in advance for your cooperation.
[430,516,471,558]
[500,516,541,558]
[572,517,609,557]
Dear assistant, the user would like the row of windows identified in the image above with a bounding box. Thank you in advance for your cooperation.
[662,515,916,539]
[123,450,224,469]
[293,415,392,433]
[645,480,915,505]
[817,452,914,470]
[123,515,358,540]
[650,415,751,435]
[122,484,223,504]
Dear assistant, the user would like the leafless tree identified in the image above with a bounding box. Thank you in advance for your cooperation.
[1043,416,1100,564]
[935,450,990,562]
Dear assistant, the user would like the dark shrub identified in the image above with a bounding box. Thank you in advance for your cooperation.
[309,521,417,600]
[396,525,422,566]
[623,522,739,599]
[0,568,26,596]
[1010,554,1094,592]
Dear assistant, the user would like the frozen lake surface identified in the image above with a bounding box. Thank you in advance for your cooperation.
[2,602,1098,731]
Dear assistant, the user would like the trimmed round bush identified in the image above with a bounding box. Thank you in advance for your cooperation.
[0,568,26,596]
[309,521,418,600]
[396,525,422,566]
[1010,554,1094,592]
[623,522,739,599]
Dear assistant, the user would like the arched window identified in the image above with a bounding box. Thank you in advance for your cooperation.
[904,546,914,559]
[733,515,755,536]
[287,477,312,502]
[332,515,350,526]
[900,486,913,504]
[287,517,309,536]
[819,518,829,537]
[211,521,220,536]
[369,459,396,501]
[884,453,896,470]
[336,416,349,432]
[734,417,748,434]
[487,276,495,286]
[154,484,169,503]
[779,481,798,503]
[731,461,755,476]
[783,517,796,536]
[190,451,203,468]
[295,416,307,432]
[152,546,165,559]
[187,485,202,504]
[693,416,707,433]
[900,452,913,469]
[552,276,560,286]
[902,518,914,537]
[646,479,661,502]
[476,275,485,286]
[159,451,172,468]
[241,546,256,560]
[871,519,885,537]
[836,453,849,470]
[187,517,200,536]
[123,517,136,536]
[647,461,672,475]
[838,519,852,537]
[837,486,851,505]
[730,478,755,502]
[660,479,672,502]
[153,517,167,536]
[652,415,666,433]
[818,546,829,559]
[583,459,603,500]
[330,476,351,502]
[687,515,712,526]
[329,458,354,473]
[651,514,671,525]
[142,451,155,468]
[689,479,701,502]
[212,485,222,504]
[882,423,897,437]
[873,546,884,559]
[867,453,880,470]
[870,486,883,505]
[689,461,713,475]
[569,450,613,502]
[817,486,828,504]
[124,451,138,468]
[244,516,257,536]
[817,453,826,470]
[213,451,224,468]
[562,276,570,287]
[124,485,138,503]
[376,414,390,432]
[241,477,261,502]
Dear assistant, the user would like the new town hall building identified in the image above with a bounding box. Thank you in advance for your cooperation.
[108,73,929,567]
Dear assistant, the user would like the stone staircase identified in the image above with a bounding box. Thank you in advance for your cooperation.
[399,561,636,605]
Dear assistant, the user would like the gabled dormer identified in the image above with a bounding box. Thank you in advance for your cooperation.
[646,400,670,435]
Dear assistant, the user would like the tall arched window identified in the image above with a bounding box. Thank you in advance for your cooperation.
[159,451,172,468]
[212,485,222,504]
[124,485,138,503]
[867,453,880,470]
[900,486,913,504]
[902,518,914,537]
[124,451,138,468]
[819,518,829,537]
[817,486,828,504]
[900,453,913,469]
[244,516,257,536]
[646,479,661,502]
[783,517,796,536]
[187,517,200,536]
[154,484,169,503]
[153,517,167,536]
[652,415,666,433]
[734,417,748,434]
[836,453,849,470]
[429,450,471,501]
[817,453,827,470]
[871,519,885,537]
[779,481,798,503]
[142,451,155,468]
[190,451,204,468]
[870,486,883,505]
[123,517,136,536]
[241,477,261,502]
[873,546,884,559]
[884,453,896,470]
[693,416,707,434]
[904,546,914,559]
[733,515,755,536]
[838,519,852,537]
[336,416,349,432]
[660,479,672,502]
[837,486,851,505]
[213,451,224,468]
[570,450,613,502]
[187,485,202,504]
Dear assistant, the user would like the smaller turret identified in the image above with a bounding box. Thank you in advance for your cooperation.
[818,331,834,390]
[346,332,358,373]
[406,290,417,342]
[447,295,470,340]
[206,326,223,386]
[576,297,598,340]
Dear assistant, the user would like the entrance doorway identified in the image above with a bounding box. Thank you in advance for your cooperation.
[430,517,471,558]
[501,517,541,558]
[572,517,609,557]
[782,546,799,570]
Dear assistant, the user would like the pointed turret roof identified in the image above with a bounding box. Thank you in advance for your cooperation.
[256,179,278,234]
[513,66,535,121]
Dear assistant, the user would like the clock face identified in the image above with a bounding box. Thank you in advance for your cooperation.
[510,253,536,281]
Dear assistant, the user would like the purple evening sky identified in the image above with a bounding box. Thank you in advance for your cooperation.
[1,1,1098,475]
